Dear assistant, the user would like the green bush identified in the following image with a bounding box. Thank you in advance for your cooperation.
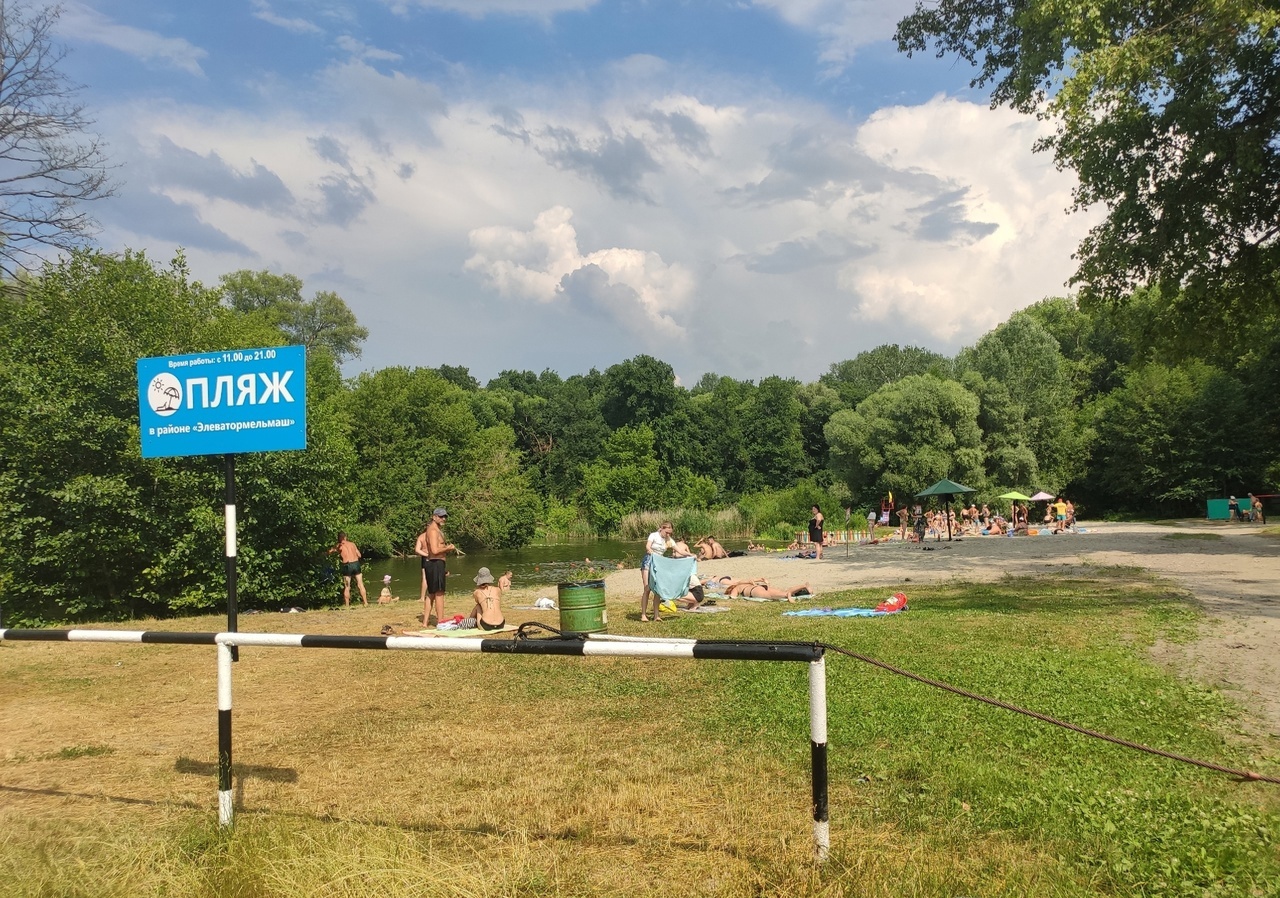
[341,523,394,559]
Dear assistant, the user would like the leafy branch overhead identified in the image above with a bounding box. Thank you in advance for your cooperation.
[895,0,1280,327]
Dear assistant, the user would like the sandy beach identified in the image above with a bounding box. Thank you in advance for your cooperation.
[584,521,1280,736]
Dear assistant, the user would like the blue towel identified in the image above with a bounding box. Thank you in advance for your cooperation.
[648,555,697,600]
[783,607,895,617]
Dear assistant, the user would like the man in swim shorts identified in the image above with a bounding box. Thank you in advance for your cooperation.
[416,507,457,626]
[330,532,368,607]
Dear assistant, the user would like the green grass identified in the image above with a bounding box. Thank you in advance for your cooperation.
[1162,532,1224,541]
[2,576,1278,897]
[677,578,1280,897]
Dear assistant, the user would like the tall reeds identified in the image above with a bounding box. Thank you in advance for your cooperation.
[617,507,750,541]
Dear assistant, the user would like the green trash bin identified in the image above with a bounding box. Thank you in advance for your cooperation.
[557,580,607,634]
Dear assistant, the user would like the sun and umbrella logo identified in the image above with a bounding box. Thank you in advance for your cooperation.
[147,373,182,416]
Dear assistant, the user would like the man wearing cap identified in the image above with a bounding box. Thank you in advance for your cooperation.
[415,508,457,626]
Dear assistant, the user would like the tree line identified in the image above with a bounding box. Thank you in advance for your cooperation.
[1,251,1275,624]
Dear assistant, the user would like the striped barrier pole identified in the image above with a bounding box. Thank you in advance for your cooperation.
[217,642,233,826]
[1,629,829,861]
[809,654,830,860]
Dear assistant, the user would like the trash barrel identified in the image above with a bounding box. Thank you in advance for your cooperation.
[557,579,607,634]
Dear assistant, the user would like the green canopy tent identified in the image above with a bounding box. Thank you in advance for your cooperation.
[916,479,977,541]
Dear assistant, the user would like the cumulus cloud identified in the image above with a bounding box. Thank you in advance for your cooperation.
[836,96,1096,343]
[465,206,693,337]
[59,3,207,76]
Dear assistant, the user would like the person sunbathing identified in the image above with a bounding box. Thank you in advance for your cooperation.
[725,579,811,601]
[703,575,765,592]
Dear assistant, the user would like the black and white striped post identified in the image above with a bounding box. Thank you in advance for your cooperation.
[0,628,831,860]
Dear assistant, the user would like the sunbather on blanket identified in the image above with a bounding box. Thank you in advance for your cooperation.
[725,579,811,601]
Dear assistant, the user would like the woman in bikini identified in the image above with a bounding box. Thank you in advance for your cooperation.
[466,567,507,631]
[725,579,811,601]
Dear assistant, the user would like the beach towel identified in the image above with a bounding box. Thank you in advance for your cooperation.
[783,607,894,617]
[648,555,698,601]
[778,590,911,619]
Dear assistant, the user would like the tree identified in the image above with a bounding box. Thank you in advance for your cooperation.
[825,374,985,505]
[217,269,368,362]
[0,1,113,277]
[739,376,810,491]
[581,425,662,532]
[896,1,1280,333]
[821,345,952,408]
[957,312,1085,489]
[600,355,678,428]
[1082,361,1261,514]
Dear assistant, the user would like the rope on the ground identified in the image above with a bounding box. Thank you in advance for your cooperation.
[818,641,1280,785]
[513,620,580,640]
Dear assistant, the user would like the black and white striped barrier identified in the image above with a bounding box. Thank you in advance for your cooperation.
[0,628,831,861]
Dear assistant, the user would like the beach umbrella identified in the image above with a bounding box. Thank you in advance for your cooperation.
[1029,491,1055,502]
[998,491,1033,502]
[915,479,977,540]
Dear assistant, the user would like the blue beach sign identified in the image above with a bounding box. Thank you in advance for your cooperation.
[137,346,307,458]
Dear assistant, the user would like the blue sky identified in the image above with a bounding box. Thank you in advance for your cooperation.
[53,0,1096,385]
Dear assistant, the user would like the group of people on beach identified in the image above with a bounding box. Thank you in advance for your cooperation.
[637,520,810,621]
[330,509,510,630]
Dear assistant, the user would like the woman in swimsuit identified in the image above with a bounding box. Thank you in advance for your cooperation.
[808,506,824,560]
[726,580,811,601]
[467,567,506,631]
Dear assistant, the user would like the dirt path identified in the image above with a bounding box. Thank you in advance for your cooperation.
[599,521,1280,736]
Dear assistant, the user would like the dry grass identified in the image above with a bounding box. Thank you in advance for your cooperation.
[4,590,1272,897]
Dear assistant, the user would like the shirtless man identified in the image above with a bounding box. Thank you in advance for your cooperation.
[416,507,457,626]
[695,536,728,560]
[329,532,368,607]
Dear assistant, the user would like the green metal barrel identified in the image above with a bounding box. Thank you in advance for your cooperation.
[557,580,607,634]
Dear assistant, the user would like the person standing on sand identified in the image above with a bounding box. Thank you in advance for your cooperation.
[416,507,457,626]
[329,532,368,608]
[640,520,673,622]
[808,505,825,560]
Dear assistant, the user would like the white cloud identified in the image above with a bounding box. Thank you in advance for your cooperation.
[59,3,207,76]
[250,0,324,34]
[465,206,694,337]
[752,0,919,73]
[88,63,1091,382]
[336,35,403,62]
[838,96,1097,342]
